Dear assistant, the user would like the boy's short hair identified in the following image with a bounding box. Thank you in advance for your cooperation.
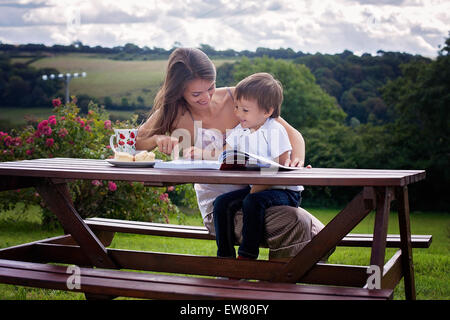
[234,72,283,118]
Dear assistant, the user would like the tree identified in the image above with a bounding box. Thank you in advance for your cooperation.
[232,56,346,130]
[380,36,450,211]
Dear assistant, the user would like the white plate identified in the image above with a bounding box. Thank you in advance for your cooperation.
[106,159,162,168]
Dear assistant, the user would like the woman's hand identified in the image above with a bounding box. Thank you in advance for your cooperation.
[182,146,203,160]
[155,135,179,155]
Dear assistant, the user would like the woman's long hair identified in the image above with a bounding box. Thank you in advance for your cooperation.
[147,48,216,136]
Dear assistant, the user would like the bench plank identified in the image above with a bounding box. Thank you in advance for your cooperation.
[0,259,392,300]
[84,217,432,248]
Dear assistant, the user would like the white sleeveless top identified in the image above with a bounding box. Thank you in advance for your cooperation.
[192,88,248,220]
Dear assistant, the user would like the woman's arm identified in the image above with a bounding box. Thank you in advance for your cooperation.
[275,117,305,167]
[136,111,179,154]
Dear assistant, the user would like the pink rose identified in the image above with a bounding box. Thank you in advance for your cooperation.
[37,119,52,136]
[84,125,91,132]
[108,181,117,192]
[26,149,34,155]
[26,137,34,144]
[159,193,169,202]
[3,135,12,146]
[48,115,57,126]
[52,98,62,107]
[38,120,48,130]
[167,186,175,192]
[42,126,52,136]
[58,128,68,138]
[104,120,111,130]
[45,138,54,147]
[13,137,22,146]
[92,180,102,186]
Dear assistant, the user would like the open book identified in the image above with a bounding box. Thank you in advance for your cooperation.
[153,150,304,170]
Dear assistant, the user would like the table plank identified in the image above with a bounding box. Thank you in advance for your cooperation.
[0,158,426,186]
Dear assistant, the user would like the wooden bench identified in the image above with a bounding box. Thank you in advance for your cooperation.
[0,259,393,300]
[84,217,433,249]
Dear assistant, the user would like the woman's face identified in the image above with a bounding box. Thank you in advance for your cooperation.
[183,78,216,109]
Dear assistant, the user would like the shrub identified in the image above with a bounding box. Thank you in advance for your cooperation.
[0,98,195,228]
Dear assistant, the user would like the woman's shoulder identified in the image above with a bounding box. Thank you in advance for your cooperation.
[214,87,235,104]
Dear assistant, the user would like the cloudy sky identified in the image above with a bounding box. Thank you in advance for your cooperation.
[0,0,448,57]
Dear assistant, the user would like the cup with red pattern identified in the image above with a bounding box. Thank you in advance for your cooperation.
[109,128,138,155]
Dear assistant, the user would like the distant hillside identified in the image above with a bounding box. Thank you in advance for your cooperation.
[0,42,432,123]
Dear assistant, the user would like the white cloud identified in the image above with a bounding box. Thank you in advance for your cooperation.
[0,0,448,57]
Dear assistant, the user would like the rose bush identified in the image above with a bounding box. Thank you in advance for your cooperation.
[0,98,195,228]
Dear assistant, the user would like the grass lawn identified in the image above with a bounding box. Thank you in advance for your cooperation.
[0,203,448,300]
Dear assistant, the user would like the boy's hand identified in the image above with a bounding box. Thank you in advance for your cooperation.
[284,157,303,167]
[250,185,270,193]
[284,157,312,168]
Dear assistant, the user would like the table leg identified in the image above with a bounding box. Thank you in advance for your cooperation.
[272,188,375,283]
[35,178,118,269]
[395,186,416,300]
[370,187,393,274]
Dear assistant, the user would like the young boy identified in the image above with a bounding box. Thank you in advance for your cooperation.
[213,72,303,259]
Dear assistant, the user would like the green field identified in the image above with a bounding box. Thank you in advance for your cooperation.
[0,204,448,300]
[30,53,236,106]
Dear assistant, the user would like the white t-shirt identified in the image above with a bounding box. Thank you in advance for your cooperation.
[225,118,303,192]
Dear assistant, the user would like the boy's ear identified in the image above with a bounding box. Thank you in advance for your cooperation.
[265,107,275,118]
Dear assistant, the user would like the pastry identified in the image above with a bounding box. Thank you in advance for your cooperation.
[114,151,134,162]
[135,151,156,161]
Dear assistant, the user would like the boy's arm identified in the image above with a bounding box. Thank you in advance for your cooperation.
[275,117,305,167]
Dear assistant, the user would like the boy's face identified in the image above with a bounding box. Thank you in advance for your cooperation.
[234,98,273,130]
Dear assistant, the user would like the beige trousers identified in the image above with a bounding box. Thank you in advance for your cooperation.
[203,206,324,259]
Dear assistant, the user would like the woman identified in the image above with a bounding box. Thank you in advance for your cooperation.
[136,47,324,260]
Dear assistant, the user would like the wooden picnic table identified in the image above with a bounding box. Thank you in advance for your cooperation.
[0,158,427,300]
